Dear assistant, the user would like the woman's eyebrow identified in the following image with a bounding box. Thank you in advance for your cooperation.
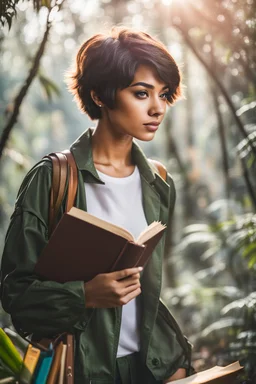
[129,82,169,90]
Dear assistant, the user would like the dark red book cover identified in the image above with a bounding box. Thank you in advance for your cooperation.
[34,213,165,283]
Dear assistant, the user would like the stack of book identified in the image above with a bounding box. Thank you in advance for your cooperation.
[0,328,244,383]
[0,328,69,384]
[21,337,70,384]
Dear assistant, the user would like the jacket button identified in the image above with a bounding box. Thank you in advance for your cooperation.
[152,358,160,366]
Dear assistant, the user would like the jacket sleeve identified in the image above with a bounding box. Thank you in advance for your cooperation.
[0,161,91,338]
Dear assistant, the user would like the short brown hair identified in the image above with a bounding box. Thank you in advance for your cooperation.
[67,27,181,120]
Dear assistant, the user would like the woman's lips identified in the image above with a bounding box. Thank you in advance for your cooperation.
[144,122,160,132]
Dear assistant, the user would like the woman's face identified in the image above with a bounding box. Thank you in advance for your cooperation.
[102,65,170,141]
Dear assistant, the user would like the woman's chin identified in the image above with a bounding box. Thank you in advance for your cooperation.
[135,132,156,142]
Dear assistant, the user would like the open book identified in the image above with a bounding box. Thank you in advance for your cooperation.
[168,361,243,384]
[34,207,166,283]
[71,207,165,245]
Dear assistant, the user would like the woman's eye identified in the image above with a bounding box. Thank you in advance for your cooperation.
[160,92,170,100]
[135,91,148,98]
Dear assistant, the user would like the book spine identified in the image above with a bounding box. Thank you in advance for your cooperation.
[23,344,41,374]
[58,344,67,384]
[110,241,130,271]
[46,341,63,384]
[111,242,145,272]
[65,335,74,384]
[34,349,54,384]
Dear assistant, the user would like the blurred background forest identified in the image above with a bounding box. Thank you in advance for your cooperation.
[0,0,255,382]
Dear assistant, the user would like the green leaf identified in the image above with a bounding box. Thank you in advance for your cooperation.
[3,328,28,356]
[221,292,256,314]
[243,243,256,259]
[201,317,243,338]
[248,255,256,269]
[246,153,256,169]
[38,74,61,101]
[0,358,16,379]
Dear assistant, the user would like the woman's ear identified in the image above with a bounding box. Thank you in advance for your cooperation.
[90,90,104,108]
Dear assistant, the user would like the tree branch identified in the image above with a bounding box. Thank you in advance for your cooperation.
[173,23,256,157]
[188,4,256,85]
[0,8,51,160]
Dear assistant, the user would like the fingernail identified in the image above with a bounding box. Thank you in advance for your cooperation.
[138,267,143,271]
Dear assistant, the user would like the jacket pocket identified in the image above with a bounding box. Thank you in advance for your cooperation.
[158,300,192,359]
[146,300,192,380]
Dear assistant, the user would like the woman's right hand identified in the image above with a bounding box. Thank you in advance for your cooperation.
[84,267,142,308]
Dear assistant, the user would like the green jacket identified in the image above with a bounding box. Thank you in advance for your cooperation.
[0,128,191,383]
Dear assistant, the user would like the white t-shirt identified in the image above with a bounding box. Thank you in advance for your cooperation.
[85,166,148,357]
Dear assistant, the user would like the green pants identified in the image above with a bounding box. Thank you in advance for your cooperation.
[116,353,163,384]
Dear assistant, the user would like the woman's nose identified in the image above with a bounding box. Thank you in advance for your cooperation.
[148,97,165,117]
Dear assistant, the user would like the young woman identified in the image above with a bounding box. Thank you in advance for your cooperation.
[1,28,192,383]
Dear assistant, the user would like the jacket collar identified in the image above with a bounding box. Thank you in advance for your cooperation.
[70,127,156,184]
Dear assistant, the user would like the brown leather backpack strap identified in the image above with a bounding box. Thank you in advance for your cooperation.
[44,152,68,235]
[62,150,78,212]
[44,150,77,235]
[148,159,167,181]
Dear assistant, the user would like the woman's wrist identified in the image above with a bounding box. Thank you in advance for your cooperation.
[84,282,94,308]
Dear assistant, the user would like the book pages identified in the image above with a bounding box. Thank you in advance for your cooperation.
[137,221,166,245]
[68,206,165,244]
[68,207,135,241]
[168,362,243,384]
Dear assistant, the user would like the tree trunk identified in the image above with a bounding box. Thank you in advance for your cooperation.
[211,85,231,200]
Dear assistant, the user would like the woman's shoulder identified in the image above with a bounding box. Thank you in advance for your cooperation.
[147,158,175,186]
[147,159,167,181]
[15,158,53,208]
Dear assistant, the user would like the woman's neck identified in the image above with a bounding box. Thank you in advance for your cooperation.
[91,122,135,177]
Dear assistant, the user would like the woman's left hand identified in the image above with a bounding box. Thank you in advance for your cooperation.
[163,368,186,383]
